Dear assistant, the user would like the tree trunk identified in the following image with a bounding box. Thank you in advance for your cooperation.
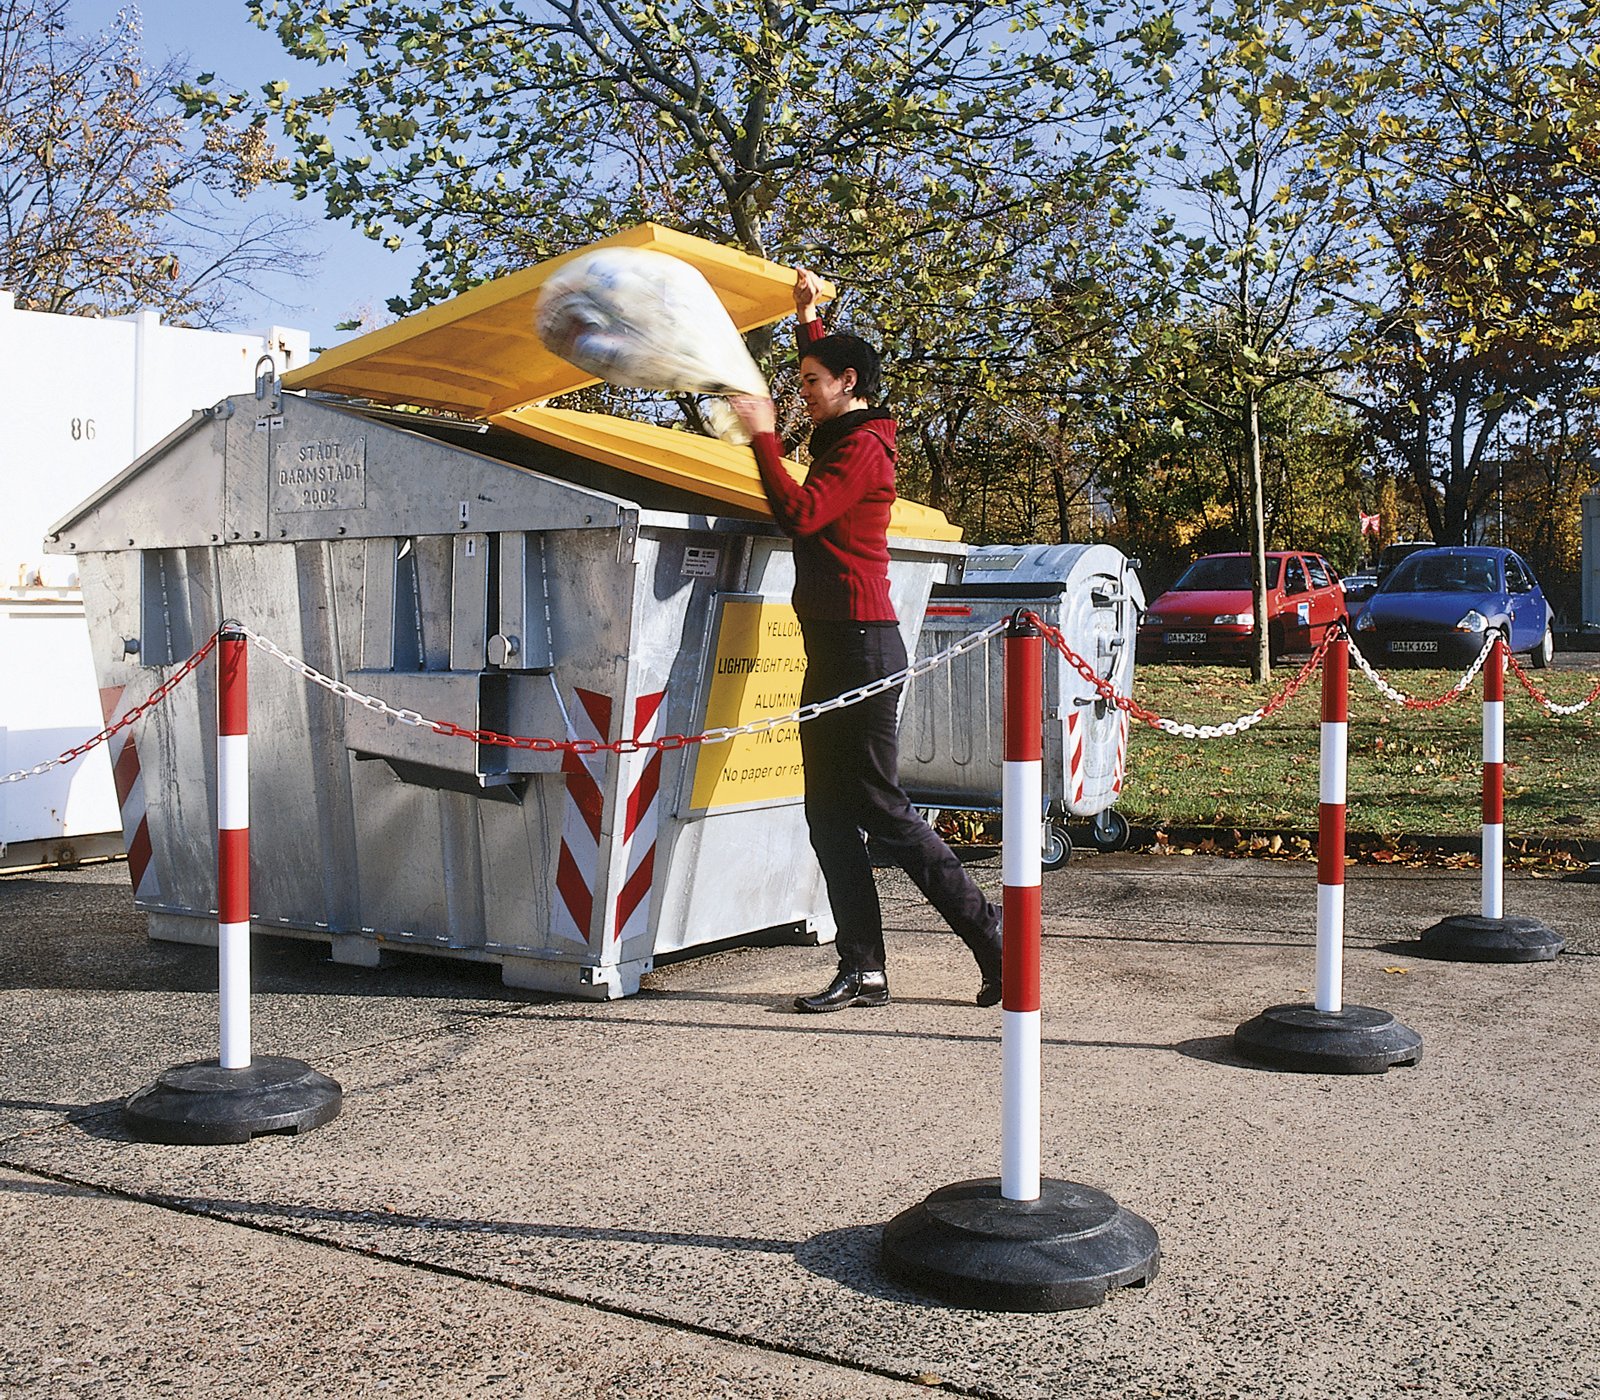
[1051,465,1072,544]
[1248,392,1271,683]
[919,422,949,515]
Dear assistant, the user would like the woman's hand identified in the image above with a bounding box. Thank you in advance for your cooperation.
[728,394,777,438]
[793,267,824,321]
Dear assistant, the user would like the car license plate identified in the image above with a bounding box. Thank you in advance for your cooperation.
[1165,631,1207,645]
[1391,640,1438,654]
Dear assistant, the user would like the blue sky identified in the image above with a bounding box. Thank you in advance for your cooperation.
[75,0,423,349]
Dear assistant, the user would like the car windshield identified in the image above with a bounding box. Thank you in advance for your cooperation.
[1171,556,1279,591]
[1386,553,1499,593]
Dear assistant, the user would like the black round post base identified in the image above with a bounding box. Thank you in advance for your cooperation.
[1418,913,1564,963]
[124,1056,343,1145]
[1233,1003,1422,1074]
[881,1177,1159,1313]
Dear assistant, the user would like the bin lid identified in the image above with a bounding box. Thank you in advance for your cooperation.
[282,223,825,417]
[493,404,961,541]
[958,542,1105,586]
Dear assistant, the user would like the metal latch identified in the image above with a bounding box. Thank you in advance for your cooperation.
[1092,588,1135,607]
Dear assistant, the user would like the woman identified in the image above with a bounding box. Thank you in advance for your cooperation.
[730,270,1002,1013]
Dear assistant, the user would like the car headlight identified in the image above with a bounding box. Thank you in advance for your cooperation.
[1454,610,1489,633]
[1212,612,1253,626]
[1355,611,1376,631]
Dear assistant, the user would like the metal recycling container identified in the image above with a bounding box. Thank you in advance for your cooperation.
[44,225,965,998]
[897,542,1145,867]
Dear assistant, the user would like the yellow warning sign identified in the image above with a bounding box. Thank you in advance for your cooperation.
[690,599,809,811]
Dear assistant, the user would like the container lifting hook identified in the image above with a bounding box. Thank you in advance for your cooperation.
[254,354,278,401]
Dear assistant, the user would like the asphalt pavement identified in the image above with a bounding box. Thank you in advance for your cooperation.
[2,852,1597,1399]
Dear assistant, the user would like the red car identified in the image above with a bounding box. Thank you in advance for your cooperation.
[1137,551,1348,662]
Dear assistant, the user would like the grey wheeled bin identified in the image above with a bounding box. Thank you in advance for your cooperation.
[44,225,966,997]
[898,542,1144,868]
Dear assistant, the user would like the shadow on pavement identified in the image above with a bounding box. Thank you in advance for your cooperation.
[518,1007,1183,1055]
[793,1223,921,1305]
[0,1174,801,1260]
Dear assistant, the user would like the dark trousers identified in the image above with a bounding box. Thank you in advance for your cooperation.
[798,621,1000,975]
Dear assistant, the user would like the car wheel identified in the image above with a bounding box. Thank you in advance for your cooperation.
[1041,821,1070,871]
[1531,624,1554,669]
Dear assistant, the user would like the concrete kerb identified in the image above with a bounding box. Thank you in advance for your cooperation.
[2,855,1597,1398]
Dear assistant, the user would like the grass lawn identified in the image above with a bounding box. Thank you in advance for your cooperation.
[1117,656,1600,851]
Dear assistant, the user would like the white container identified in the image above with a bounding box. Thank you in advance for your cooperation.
[0,293,308,869]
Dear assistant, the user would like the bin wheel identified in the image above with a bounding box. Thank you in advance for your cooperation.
[1041,821,1071,871]
[1089,809,1131,853]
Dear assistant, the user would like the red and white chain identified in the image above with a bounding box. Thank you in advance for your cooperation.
[239,617,1009,754]
[0,632,220,786]
[1029,611,1333,740]
[21,612,1561,786]
[1506,652,1600,716]
[1346,631,1496,709]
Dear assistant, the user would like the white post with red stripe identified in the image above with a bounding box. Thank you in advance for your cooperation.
[881,607,1159,1308]
[217,625,251,1070]
[1481,636,1506,920]
[1315,633,1349,1014]
[1235,625,1422,1069]
[1002,613,1043,1203]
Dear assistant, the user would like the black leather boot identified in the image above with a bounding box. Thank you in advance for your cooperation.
[794,968,890,1013]
[974,922,1003,1007]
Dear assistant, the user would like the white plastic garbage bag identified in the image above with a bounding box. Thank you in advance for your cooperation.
[533,247,769,424]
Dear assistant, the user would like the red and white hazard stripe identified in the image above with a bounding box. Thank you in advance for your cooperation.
[1481,635,1506,919]
[1064,707,1086,807]
[1316,633,1349,1013]
[554,688,611,946]
[97,684,160,902]
[1111,708,1128,798]
[615,691,665,945]
[1065,704,1128,808]
[217,628,251,1069]
[553,687,666,948]
[1002,615,1043,1203]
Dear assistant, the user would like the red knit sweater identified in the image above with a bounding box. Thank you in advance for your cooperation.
[749,319,897,622]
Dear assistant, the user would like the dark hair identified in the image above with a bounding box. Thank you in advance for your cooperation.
[801,333,882,403]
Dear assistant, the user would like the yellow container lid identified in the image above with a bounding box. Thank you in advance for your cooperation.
[285,222,957,539]
[493,404,961,541]
[283,223,825,416]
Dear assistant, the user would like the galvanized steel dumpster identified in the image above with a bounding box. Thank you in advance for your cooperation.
[898,543,1144,867]
[45,226,964,998]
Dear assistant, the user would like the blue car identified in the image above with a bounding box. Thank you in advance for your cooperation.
[1354,546,1555,669]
